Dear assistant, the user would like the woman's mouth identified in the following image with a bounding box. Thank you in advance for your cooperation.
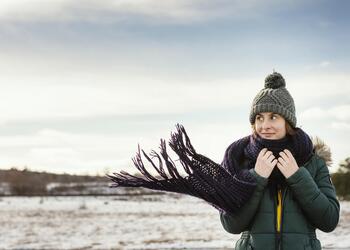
[261,133,275,136]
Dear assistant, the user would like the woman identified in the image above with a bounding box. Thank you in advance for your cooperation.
[220,72,340,250]
[109,72,339,250]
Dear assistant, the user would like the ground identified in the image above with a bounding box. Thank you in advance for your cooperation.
[0,195,348,249]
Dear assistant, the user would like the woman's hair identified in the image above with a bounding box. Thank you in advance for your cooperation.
[285,122,296,135]
[251,121,296,136]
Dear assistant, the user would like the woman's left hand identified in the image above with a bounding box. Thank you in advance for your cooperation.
[276,149,299,179]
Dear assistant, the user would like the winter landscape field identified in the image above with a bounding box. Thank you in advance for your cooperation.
[0,194,349,250]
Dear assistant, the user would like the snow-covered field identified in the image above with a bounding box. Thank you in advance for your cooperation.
[0,195,349,249]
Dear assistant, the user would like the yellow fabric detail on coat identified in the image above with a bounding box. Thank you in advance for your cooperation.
[276,189,282,232]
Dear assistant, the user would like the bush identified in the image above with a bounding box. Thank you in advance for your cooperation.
[9,169,47,196]
[332,157,350,200]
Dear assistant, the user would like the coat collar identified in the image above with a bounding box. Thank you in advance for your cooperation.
[311,136,332,166]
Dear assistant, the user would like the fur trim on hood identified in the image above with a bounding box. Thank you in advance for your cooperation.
[311,136,332,167]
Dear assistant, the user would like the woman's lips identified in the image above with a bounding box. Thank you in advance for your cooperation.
[261,133,275,136]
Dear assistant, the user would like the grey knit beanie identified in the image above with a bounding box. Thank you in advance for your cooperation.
[249,72,296,127]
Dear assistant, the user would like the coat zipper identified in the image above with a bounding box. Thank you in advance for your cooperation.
[277,184,288,250]
[274,187,278,250]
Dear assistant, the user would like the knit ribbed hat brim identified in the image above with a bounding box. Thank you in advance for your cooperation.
[249,103,297,128]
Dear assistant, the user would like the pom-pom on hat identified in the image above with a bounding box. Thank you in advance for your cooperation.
[249,72,296,127]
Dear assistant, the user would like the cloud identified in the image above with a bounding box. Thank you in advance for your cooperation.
[0,74,261,124]
[304,60,331,71]
[299,107,324,120]
[0,84,121,124]
[300,105,350,121]
[329,105,350,121]
[0,0,302,24]
[320,61,330,67]
[1,62,349,126]
[0,120,251,175]
[290,72,350,104]
[331,122,350,131]
[0,128,144,174]
[299,105,350,129]
[0,123,235,174]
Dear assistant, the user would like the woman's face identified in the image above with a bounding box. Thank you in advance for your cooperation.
[254,112,287,140]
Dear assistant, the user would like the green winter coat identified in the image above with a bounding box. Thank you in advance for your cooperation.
[220,138,340,250]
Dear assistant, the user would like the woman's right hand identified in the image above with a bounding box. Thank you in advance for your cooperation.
[254,148,277,178]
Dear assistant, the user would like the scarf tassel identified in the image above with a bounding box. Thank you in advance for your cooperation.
[108,124,258,214]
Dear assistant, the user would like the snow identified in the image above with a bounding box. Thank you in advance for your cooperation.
[0,195,349,249]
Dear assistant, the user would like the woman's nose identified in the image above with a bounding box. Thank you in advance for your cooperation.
[261,120,271,129]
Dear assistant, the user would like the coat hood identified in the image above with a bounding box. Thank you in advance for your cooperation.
[311,136,332,167]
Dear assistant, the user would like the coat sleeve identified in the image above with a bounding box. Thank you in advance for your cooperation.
[220,168,268,234]
[286,156,340,232]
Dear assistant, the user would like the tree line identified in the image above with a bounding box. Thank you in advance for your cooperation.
[0,167,107,196]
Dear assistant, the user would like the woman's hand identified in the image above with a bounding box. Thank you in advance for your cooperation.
[276,149,299,178]
[254,148,277,178]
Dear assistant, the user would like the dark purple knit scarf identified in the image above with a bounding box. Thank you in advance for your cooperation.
[108,124,313,215]
[220,127,313,197]
[244,128,313,169]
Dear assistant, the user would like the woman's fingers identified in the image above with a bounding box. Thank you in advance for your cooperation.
[264,151,273,159]
[278,155,287,166]
[277,162,284,170]
[283,149,293,158]
[283,149,297,164]
[255,148,276,178]
[267,154,276,164]
[279,151,288,160]
[272,159,278,166]
[258,148,268,158]
[277,149,299,178]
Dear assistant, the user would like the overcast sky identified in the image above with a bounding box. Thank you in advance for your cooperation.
[0,0,349,175]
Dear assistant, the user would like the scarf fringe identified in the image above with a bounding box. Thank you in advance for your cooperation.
[108,124,258,214]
